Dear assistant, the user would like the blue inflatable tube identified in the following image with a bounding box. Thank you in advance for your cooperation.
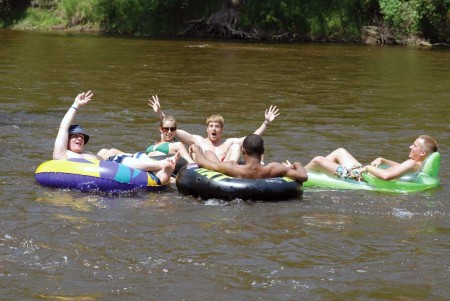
[35,158,166,193]
[176,163,303,201]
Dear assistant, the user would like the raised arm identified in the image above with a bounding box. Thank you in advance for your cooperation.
[175,129,202,146]
[148,95,166,120]
[253,105,280,136]
[148,95,201,146]
[53,91,93,159]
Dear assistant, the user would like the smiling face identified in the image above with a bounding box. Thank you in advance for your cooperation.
[68,133,85,153]
[160,120,177,142]
[409,138,427,161]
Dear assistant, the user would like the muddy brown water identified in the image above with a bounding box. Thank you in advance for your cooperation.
[1,29,449,300]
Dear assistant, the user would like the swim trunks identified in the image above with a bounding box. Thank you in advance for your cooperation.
[335,164,363,181]
[145,142,170,155]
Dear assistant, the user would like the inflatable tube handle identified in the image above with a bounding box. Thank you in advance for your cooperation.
[420,152,441,177]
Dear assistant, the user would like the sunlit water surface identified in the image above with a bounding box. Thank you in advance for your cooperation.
[1,29,449,300]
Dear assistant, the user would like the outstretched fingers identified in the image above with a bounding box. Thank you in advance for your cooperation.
[148,95,161,113]
[265,105,280,122]
[75,90,93,107]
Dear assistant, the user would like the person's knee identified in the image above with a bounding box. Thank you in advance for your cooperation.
[312,156,326,164]
[336,147,348,154]
[204,150,220,161]
[227,143,241,162]
[96,148,110,159]
[230,143,241,152]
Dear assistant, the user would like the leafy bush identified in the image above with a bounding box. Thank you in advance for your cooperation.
[379,0,449,40]
[242,0,365,39]
[60,0,101,26]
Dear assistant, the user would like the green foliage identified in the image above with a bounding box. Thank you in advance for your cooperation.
[12,6,64,30]
[94,0,220,36]
[60,0,102,26]
[417,0,450,41]
[2,0,449,42]
[379,0,449,40]
[379,0,421,34]
[242,0,365,39]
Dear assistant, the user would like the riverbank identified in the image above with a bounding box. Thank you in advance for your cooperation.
[4,3,450,47]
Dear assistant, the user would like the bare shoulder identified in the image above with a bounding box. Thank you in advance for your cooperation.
[401,158,419,168]
[264,162,288,174]
[406,159,423,171]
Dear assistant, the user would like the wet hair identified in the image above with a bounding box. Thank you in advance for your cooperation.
[206,114,224,127]
[243,134,265,156]
[160,115,177,128]
[419,135,438,153]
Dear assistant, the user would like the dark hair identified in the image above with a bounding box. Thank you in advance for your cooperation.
[243,134,264,156]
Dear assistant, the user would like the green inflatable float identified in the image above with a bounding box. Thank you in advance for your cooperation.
[304,152,441,192]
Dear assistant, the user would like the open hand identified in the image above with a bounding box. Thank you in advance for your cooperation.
[148,95,161,114]
[74,90,93,107]
[265,105,280,124]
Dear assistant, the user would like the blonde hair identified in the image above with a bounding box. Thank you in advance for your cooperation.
[160,115,177,128]
[206,114,224,127]
[419,135,438,153]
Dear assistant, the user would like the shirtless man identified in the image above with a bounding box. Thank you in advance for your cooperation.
[189,134,308,182]
[149,95,280,163]
[53,90,178,185]
[305,135,438,181]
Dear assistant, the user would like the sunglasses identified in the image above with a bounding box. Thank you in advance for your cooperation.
[161,127,177,132]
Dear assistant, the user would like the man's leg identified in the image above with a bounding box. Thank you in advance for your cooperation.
[223,143,241,163]
[325,148,361,168]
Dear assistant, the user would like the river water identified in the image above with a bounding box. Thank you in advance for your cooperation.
[0,29,449,300]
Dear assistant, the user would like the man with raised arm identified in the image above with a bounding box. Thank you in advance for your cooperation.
[149,95,280,163]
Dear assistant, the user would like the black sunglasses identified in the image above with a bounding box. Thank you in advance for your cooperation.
[161,127,177,132]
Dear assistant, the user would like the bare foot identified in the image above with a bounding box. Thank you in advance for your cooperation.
[155,153,179,185]
[156,160,176,185]
[168,151,180,165]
